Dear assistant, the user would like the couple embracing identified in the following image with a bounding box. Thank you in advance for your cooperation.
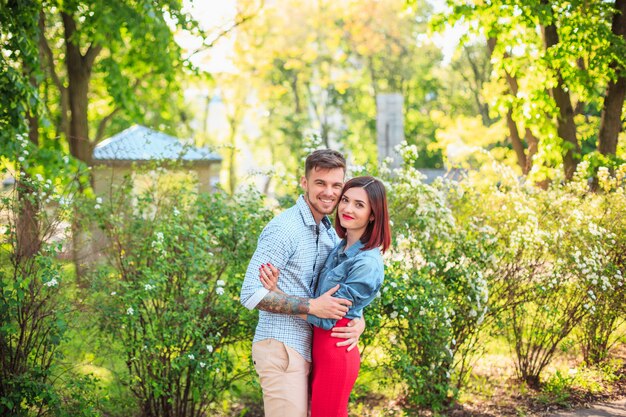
[240,149,391,417]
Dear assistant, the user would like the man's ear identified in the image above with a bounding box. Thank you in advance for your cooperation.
[300,175,307,190]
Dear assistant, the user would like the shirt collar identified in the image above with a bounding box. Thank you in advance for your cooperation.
[339,239,365,258]
[297,195,332,230]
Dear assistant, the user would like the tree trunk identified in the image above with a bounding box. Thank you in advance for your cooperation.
[541,1,580,180]
[598,0,626,156]
[62,11,101,167]
[16,172,40,260]
[505,109,528,173]
[16,72,41,259]
[62,11,102,282]
[524,128,539,174]
[488,37,539,174]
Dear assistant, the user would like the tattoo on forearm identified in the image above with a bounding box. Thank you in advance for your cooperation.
[257,292,310,315]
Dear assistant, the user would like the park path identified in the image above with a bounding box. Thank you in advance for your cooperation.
[547,398,626,417]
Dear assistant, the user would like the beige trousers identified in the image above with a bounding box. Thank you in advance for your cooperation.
[252,338,311,417]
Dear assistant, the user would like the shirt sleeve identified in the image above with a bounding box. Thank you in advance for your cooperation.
[307,256,383,330]
[239,220,294,310]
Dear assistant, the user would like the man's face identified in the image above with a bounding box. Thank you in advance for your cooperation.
[300,167,345,223]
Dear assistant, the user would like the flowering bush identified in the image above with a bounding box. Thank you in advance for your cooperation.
[457,160,626,387]
[363,145,495,412]
[574,165,626,364]
[0,171,81,416]
[87,175,272,417]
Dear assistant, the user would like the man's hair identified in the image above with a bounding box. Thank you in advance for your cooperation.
[305,149,346,178]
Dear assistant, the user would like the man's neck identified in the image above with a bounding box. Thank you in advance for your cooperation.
[303,195,324,224]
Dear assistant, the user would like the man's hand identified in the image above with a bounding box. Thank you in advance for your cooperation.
[309,285,352,319]
[331,316,365,351]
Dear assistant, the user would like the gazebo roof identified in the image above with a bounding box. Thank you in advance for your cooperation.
[93,125,221,165]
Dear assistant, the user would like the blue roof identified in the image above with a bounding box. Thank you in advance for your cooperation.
[93,125,221,163]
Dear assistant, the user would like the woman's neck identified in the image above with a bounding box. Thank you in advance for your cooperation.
[345,231,364,249]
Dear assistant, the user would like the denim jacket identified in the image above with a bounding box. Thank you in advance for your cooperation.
[307,239,384,330]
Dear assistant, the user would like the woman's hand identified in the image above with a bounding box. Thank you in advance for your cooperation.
[259,263,280,291]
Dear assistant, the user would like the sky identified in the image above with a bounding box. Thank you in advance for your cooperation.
[180,0,464,72]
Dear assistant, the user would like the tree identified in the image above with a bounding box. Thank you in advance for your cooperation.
[234,0,445,176]
[439,0,626,180]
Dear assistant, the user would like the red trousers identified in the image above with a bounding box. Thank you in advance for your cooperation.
[310,318,361,417]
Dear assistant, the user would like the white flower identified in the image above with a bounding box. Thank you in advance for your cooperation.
[44,278,58,287]
[173,207,180,216]
[96,197,103,204]
[403,306,409,313]
[18,156,25,162]
[390,311,398,319]
[199,362,206,368]
[111,291,117,296]
[216,287,225,295]
[127,307,134,315]
[206,345,213,353]
[144,284,155,291]
[217,280,225,286]
[155,232,164,241]
[198,290,204,295]
[94,204,101,210]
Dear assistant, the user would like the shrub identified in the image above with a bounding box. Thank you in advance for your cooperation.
[88,173,272,417]
[0,171,76,416]
[365,145,494,413]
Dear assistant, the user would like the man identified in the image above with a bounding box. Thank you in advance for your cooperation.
[240,149,365,417]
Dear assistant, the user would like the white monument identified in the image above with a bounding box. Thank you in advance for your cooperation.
[376,93,404,170]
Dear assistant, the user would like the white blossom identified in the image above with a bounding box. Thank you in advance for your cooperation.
[127,307,134,315]
[44,278,58,287]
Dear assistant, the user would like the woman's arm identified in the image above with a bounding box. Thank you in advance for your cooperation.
[259,263,349,320]
[307,257,383,330]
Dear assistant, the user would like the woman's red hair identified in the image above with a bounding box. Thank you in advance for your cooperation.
[334,176,392,253]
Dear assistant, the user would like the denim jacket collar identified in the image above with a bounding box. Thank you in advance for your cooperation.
[339,239,365,258]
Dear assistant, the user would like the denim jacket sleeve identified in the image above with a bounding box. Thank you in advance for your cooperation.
[307,254,383,330]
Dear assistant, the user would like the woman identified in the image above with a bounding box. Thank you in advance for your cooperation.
[260,176,391,417]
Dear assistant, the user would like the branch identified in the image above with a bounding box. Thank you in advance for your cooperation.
[188,4,262,57]
[38,12,64,94]
[84,43,103,69]
[95,107,121,143]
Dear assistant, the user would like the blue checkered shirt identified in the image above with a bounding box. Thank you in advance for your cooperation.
[240,196,339,361]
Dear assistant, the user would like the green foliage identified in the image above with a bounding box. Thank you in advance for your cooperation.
[363,145,495,413]
[454,160,626,387]
[434,0,626,179]
[0,0,40,148]
[85,171,272,416]
[0,172,89,416]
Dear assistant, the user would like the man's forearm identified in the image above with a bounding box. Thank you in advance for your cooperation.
[256,291,310,315]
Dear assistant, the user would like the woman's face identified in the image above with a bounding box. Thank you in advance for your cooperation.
[337,186,373,236]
